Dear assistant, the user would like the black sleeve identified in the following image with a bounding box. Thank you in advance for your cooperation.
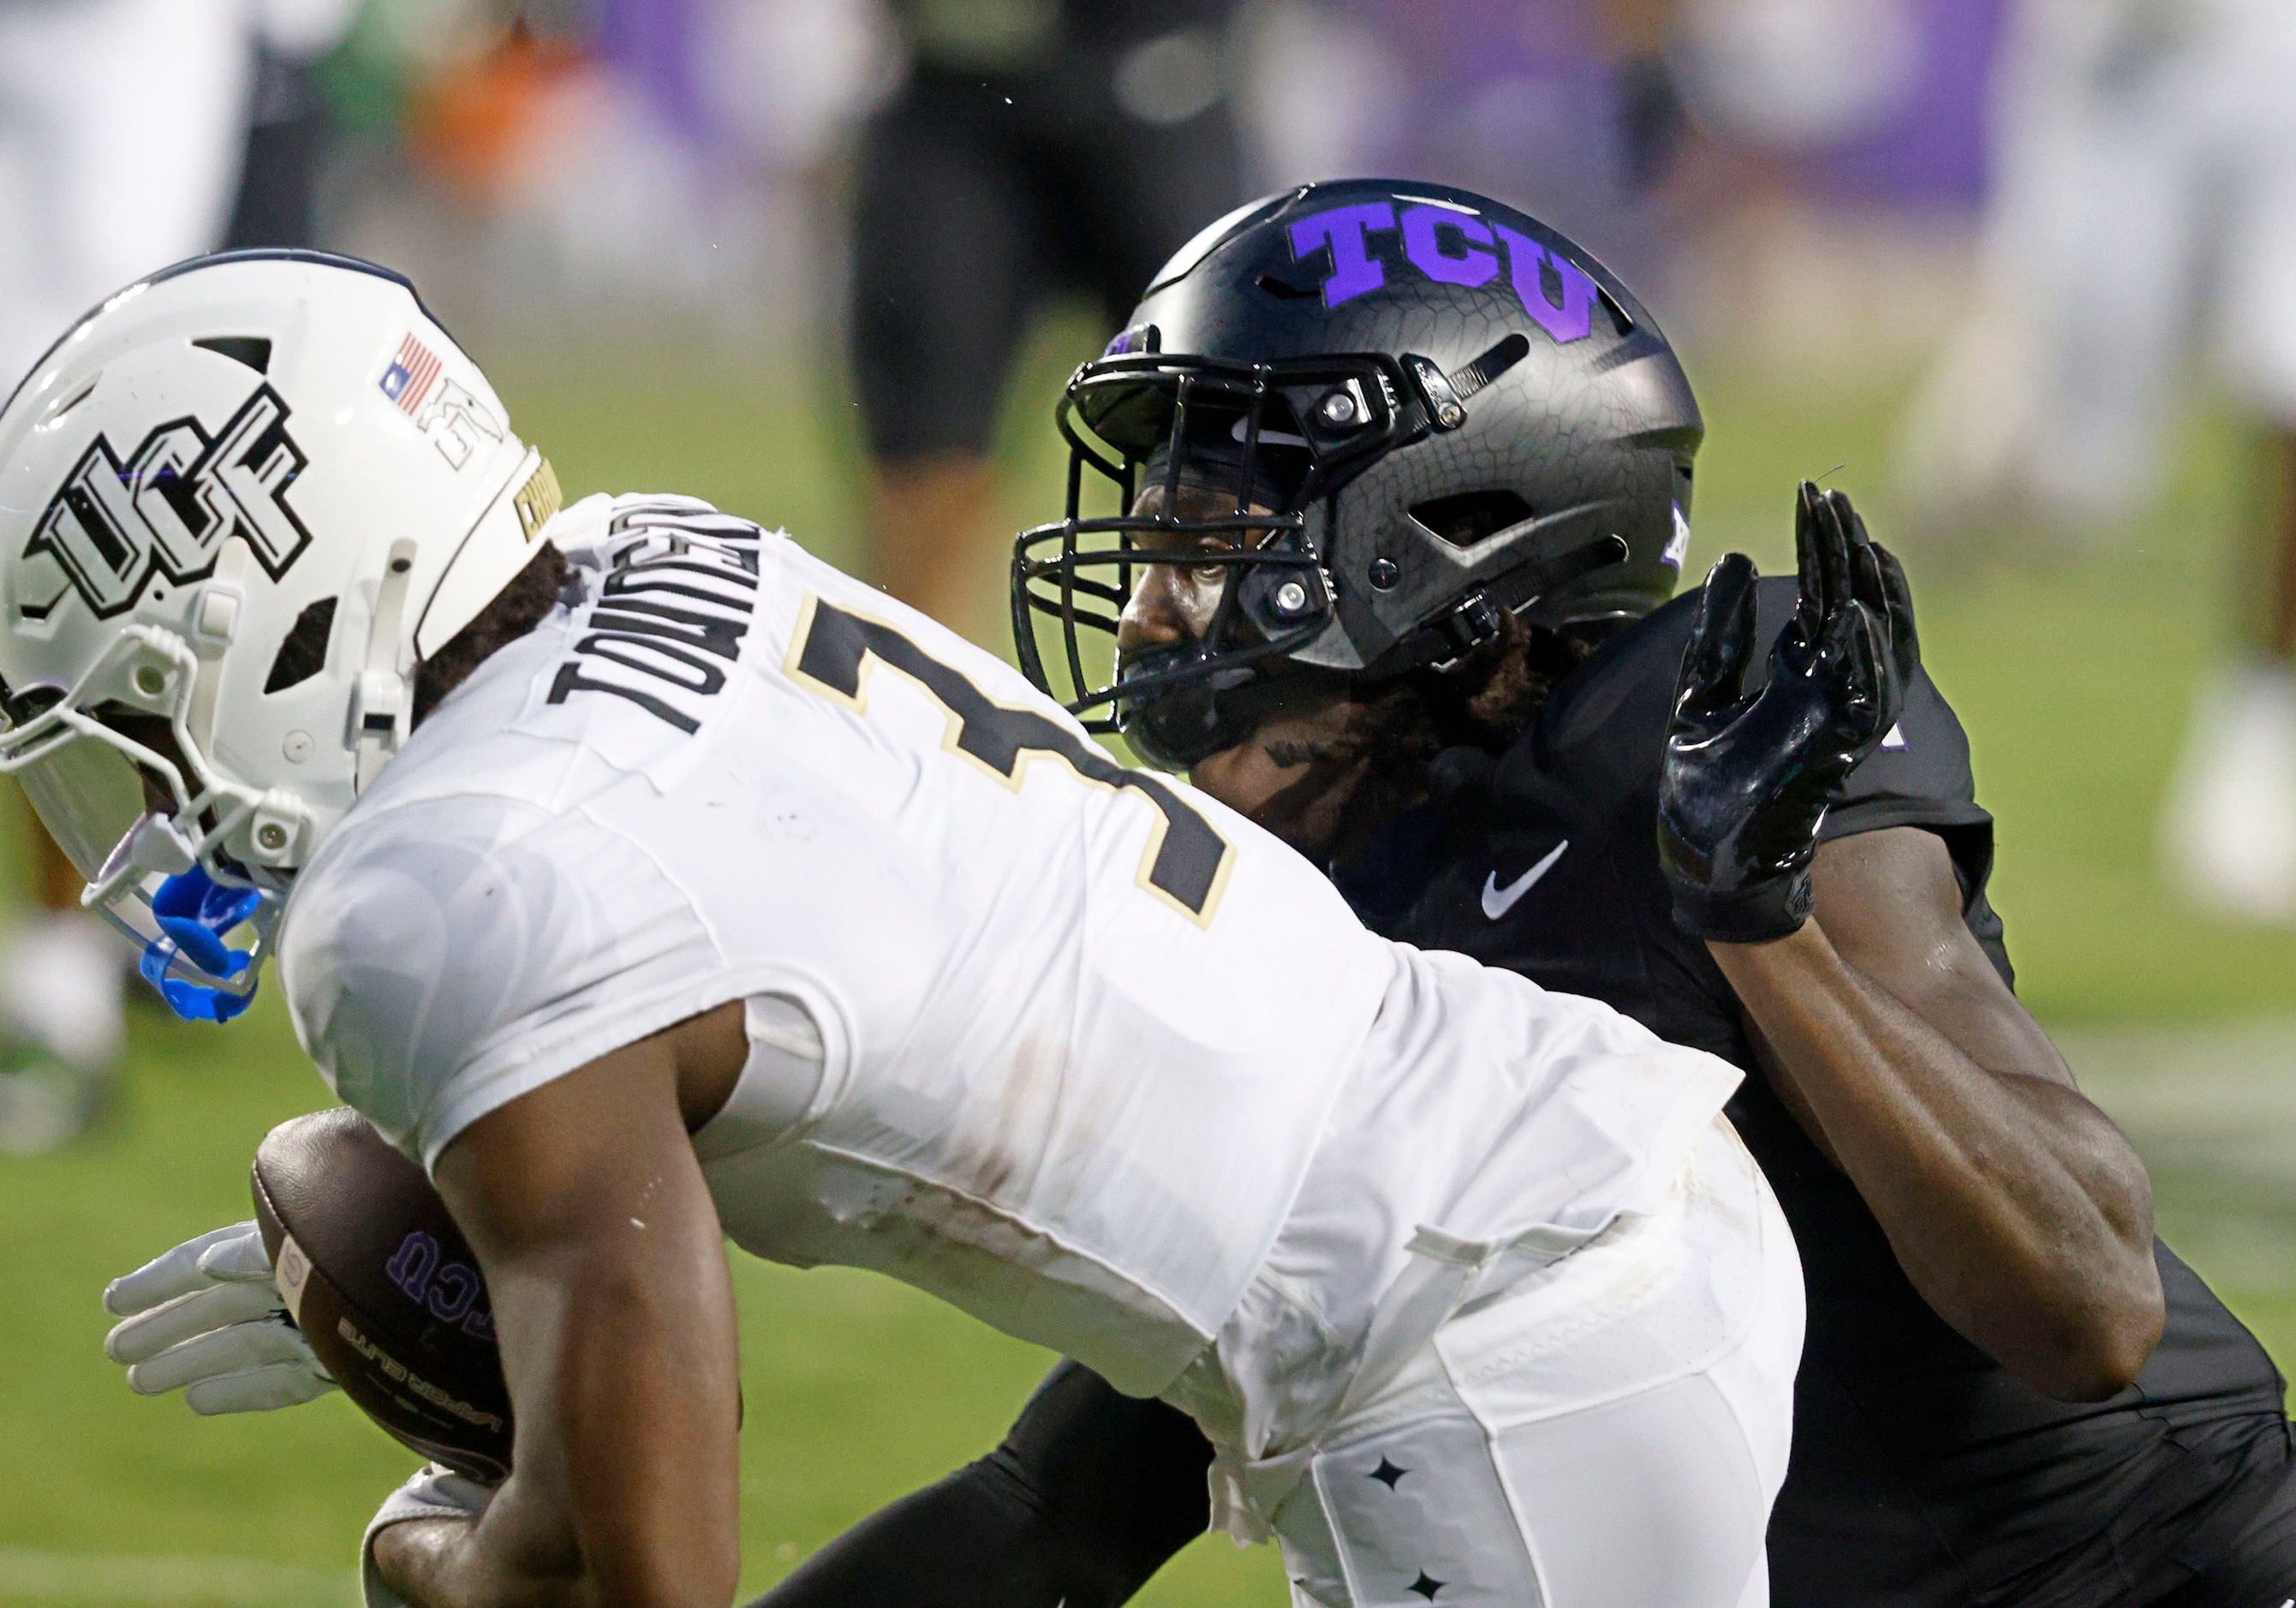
[1816,661,2013,988]
[1822,659,1992,844]
[748,1361,1210,1608]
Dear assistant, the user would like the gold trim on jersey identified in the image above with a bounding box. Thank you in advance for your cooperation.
[781,591,1234,927]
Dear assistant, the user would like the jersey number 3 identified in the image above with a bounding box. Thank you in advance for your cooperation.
[786,596,1234,926]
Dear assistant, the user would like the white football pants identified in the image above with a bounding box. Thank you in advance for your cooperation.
[1267,1116,1802,1608]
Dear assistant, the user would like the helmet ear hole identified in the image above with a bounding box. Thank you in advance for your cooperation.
[264,597,337,694]
[1254,272,1320,302]
[191,336,271,374]
[1410,491,1535,549]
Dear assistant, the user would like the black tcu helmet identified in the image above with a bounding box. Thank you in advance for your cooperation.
[1011,178,1703,769]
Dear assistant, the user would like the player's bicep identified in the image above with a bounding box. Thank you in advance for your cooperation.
[1810,826,2074,1088]
[430,1028,742,1601]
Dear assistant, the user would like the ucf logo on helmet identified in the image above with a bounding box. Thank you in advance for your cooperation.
[26,383,312,619]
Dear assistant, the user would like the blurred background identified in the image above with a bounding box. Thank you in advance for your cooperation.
[3,0,2295,1602]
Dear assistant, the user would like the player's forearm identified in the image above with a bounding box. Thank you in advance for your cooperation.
[373,1272,741,1608]
[1713,922,2162,1400]
[426,1050,745,1608]
[550,1258,742,1607]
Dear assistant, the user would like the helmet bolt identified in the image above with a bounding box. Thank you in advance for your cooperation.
[1319,390,1359,426]
[1273,580,1310,616]
[132,665,167,699]
[255,822,289,854]
[282,730,313,763]
[1438,402,1464,428]
[1368,558,1401,590]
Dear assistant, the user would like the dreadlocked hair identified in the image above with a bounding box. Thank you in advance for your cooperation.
[412,542,574,727]
[1344,610,1595,821]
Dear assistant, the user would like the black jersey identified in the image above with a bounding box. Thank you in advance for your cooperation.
[1336,578,2294,1607]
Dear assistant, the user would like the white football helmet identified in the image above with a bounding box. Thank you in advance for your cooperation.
[0,251,560,1020]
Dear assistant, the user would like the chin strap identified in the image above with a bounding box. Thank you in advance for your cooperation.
[1389,533,1630,673]
[186,539,251,757]
[354,539,420,794]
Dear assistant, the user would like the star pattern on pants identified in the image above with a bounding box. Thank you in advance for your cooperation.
[1368,1456,1408,1488]
[1409,1570,1446,1599]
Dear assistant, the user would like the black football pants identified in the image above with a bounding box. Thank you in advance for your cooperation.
[746,1360,1208,1608]
[2151,1451,2296,1608]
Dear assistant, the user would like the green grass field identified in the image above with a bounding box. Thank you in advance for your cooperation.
[0,331,2291,1605]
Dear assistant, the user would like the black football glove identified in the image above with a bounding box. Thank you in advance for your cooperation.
[1658,481,1917,944]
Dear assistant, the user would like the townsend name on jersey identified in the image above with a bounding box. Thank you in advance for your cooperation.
[540,498,764,738]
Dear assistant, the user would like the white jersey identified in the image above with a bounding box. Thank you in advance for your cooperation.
[282,493,1741,1435]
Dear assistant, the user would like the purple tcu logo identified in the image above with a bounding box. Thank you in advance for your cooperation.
[1286,201,1601,344]
[385,1230,498,1342]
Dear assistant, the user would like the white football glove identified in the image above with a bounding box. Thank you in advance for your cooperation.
[103,1219,337,1414]
[363,1462,494,1608]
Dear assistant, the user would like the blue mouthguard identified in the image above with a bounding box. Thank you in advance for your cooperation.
[139,867,267,1023]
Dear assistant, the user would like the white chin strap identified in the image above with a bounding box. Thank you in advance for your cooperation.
[347,450,558,795]
[354,539,419,794]
[414,448,554,659]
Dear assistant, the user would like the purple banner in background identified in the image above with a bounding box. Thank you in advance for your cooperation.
[1814,0,2006,205]
[595,0,711,149]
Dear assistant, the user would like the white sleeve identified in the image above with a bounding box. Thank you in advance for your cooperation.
[279,799,731,1170]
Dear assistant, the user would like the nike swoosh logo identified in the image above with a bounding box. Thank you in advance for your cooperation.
[1481,839,1569,920]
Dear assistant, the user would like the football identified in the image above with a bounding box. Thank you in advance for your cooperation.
[251,1109,513,1483]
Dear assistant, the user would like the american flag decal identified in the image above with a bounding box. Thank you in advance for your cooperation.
[379,333,442,415]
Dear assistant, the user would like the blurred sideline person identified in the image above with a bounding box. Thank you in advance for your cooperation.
[224,26,346,253]
[37,251,1804,1607]
[1323,0,1692,284]
[0,0,354,1151]
[0,0,356,379]
[1894,0,2296,926]
[852,0,1243,635]
[116,186,2296,1606]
